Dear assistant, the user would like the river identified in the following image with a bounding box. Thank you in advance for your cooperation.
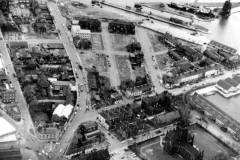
[102,0,240,52]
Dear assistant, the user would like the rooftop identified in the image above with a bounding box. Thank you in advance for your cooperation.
[53,104,73,119]
[225,77,239,87]
[217,80,232,91]
[0,117,16,138]
[233,75,240,84]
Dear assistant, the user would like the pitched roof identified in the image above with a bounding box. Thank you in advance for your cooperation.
[233,75,240,84]
[217,80,232,91]
[224,78,239,87]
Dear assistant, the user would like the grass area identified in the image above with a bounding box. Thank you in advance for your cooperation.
[115,55,131,81]
[147,33,167,52]
[111,34,136,51]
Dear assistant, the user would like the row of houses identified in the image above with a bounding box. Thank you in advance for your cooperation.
[163,63,222,88]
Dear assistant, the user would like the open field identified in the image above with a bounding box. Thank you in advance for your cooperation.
[91,34,104,50]
[80,53,109,73]
[115,55,131,81]
[147,33,167,52]
[111,34,136,51]
[65,2,126,20]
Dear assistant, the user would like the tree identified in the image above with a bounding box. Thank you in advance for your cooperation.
[179,103,191,126]
[63,86,73,105]
[30,0,39,16]
[212,152,230,160]
[23,85,37,104]
[38,73,50,88]
[0,0,9,14]
[126,41,141,53]
[220,0,232,18]
[73,36,92,50]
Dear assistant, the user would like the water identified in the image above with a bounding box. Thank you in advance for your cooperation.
[103,0,240,52]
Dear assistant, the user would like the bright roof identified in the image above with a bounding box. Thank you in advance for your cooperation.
[0,117,16,137]
[53,104,73,119]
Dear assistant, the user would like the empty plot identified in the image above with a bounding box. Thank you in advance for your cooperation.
[115,55,131,81]
[111,34,136,51]
[155,54,173,70]
[148,33,167,52]
[91,34,104,50]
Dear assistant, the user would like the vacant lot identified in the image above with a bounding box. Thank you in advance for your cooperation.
[133,67,147,79]
[155,54,173,71]
[115,55,131,81]
[148,33,166,52]
[111,34,136,51]
[80,53,109,73]
[91,34,104,50]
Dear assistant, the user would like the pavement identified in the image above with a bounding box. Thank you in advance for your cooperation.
[47,2,98,159]
[135,27,165,94]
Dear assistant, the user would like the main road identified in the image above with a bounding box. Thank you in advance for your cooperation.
[47,2,93,159]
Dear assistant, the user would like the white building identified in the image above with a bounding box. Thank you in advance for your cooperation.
[204,68,219,78]
[53,104,73,119]
[71,25,91,40]
[0,117,17,143]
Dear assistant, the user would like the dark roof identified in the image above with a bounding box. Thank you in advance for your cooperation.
[217,80,232,91]
[233,75,240,84]
[180,144,201,159]
[225,78,239,87]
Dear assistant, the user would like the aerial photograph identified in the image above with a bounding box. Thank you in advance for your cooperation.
[0,0,240,160]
